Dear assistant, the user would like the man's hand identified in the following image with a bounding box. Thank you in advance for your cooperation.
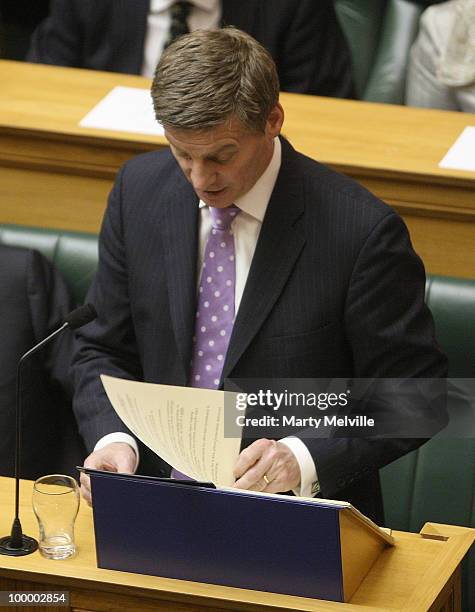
[233,439,300,493]
[80,442,137,506]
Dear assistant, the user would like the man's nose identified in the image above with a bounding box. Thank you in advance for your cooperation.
[189,162,215,191]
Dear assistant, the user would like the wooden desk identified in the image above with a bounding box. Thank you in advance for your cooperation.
[0,60,474,277]
[0,478,473,612]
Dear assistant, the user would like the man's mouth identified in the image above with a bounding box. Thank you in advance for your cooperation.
[202,187,227,196]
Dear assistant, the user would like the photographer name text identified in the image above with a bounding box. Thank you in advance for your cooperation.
[235,415,375,428]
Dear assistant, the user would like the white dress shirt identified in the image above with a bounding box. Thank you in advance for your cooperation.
[142,0,221,78]
[96,138,319,497]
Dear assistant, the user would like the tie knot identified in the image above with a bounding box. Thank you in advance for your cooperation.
[209,205,240,230]
[171,1,191,19]
[163,1,191,48]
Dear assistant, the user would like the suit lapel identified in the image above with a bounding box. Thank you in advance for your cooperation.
[223,140,306,378]
[160,174,199,380]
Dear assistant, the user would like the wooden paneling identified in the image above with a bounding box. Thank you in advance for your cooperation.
[401,215,475,279]
[0,60,474,276]
[0,166,109,232]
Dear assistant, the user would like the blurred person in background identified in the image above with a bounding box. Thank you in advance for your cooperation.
[0,0,49,60]
[0,245,85,480]
[406,0,475,112]
[27,0,354,98]
[0,8,4,58]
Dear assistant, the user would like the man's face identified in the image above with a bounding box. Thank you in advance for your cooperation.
[164,105,284,208]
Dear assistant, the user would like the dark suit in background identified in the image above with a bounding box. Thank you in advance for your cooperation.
[0,245,86,479]
[0,0,49,60]
[27,0,354,98]
[72,137,447,523]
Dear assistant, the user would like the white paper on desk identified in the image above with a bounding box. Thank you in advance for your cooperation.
[79,86,164,136]
[100,375,242,486]
[439,126,475,172]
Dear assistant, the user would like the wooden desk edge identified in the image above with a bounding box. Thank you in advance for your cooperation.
[0,567,394,612]
[401,523,475,611]
[1,523,473,612]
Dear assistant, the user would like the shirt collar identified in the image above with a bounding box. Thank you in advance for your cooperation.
[150,0,219,13]
[235,137,281,222]
[198,137,282,223]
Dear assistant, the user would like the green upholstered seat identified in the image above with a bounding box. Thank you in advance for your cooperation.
[334,0,423,103]
[334,0,386,99]
[0,224,98,304]
[425,276,475,378]
[381,275,475,611]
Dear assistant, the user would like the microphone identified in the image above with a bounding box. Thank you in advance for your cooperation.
[64,303,97,330]
[0,304,97,556]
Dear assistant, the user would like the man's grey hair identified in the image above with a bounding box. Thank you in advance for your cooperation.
[151,27,280,133]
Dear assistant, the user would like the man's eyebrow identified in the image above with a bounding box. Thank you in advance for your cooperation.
[173,143,238,157]
[207,144,238,157]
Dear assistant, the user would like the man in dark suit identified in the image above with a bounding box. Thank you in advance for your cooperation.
[26,0,354,98]
[0,244,86,479]
[73,28,446,523]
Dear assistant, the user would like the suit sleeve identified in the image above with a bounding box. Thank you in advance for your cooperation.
[27,0,83,67]
[278,0,355,98]
[345,212,445,379]
[303,212,447,498]
[71,166,143,452]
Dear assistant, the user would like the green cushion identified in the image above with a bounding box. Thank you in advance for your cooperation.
[426,275,475,378]
[335,0,423,103]
[382,437,475,611]
[364,0,423,103]
[382,274,475,612]
[334,0,387,98]
[0,224,98,304]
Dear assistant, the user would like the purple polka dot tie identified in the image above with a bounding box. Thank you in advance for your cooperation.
[170,205,240,480]
[190,204,240,389]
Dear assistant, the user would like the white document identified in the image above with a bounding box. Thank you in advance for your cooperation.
[439,126,475,172]
[100,374,242,486]
[79,86,164,136]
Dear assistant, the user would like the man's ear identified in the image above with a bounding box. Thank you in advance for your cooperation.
[265,103,284,138]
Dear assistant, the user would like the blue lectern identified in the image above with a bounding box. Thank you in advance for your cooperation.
[88,470,393,603]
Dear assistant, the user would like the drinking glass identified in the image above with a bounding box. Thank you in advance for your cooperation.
[32,474,80,560]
